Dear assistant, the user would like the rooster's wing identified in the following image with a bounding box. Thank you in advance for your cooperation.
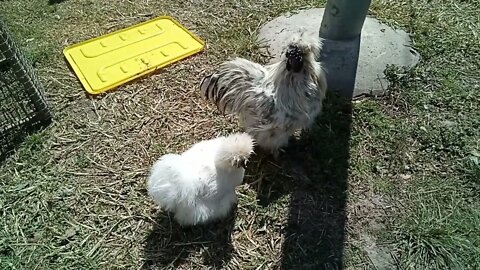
[200,58,274,119]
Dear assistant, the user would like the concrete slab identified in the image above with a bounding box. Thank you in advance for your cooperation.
[258,8,420,98]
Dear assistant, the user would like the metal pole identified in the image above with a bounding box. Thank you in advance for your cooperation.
[319,0,372,40]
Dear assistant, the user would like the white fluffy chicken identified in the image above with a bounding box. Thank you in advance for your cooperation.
[200,30,328,156]
[147,133,255,226]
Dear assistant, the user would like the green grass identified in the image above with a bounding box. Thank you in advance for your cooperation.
[369,1,480,267]
[1,0,479,269]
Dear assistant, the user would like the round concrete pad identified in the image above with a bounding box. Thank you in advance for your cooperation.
[258,8,420,98]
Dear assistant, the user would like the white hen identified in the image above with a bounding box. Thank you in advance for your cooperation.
[147,133,255,226]
[200,30,327,156]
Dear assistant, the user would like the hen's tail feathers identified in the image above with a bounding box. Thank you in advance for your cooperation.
[214,133,255,169]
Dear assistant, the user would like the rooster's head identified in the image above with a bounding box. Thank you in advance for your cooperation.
[284,29,321,73]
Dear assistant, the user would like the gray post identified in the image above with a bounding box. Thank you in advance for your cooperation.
[319,0,372,40]
[317,0,373,98]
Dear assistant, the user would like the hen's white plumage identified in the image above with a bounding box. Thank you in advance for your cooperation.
[147,133,254,226]
[200,30,327,156]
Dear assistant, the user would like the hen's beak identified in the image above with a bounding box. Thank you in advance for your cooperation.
[235,159,248,169]
[285,45,304,72]
[241,159,248,169]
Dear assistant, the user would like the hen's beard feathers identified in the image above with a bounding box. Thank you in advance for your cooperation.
[200,33,327,155]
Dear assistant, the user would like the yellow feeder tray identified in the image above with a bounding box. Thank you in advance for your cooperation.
[63,16,205,95]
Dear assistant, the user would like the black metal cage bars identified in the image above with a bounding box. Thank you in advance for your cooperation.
[0,19,52,160]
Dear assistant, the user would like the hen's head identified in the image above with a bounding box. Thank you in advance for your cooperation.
[283,29,321,73]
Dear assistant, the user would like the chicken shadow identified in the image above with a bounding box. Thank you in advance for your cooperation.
[142,207,237,269]
[247,92,352,269]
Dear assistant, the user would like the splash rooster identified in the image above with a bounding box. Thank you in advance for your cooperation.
[200,30,328,156]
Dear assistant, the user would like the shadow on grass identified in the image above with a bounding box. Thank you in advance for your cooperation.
[48,0,67,5]
[251,92,352,269]
[141,93,351,269]
[0,118,52,164]
[142,208,236,269]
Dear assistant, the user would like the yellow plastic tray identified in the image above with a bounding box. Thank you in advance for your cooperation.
[63,16,205,95]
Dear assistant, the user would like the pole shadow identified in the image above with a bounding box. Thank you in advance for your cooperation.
[248,92,352,269]
[249,36,359,269]
[279,93,352,269]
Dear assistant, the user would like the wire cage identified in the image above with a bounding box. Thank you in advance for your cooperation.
[0,19,52,161]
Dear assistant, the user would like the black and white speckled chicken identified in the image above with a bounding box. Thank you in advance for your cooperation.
[200,30,328,156]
